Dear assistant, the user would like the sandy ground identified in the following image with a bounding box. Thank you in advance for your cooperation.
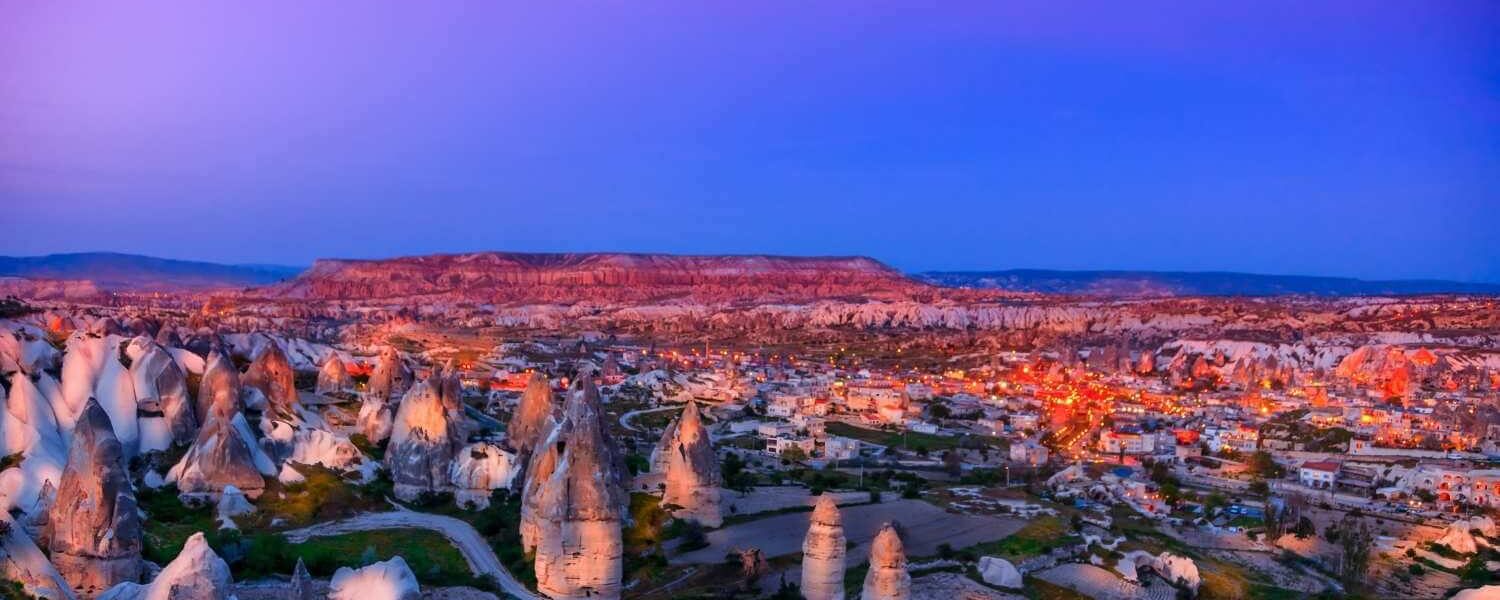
[279,507,540,600]
[671,498,1026,565]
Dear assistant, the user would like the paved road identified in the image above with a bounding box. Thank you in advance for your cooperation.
[281,507,540,600]
[671,498,1026,565]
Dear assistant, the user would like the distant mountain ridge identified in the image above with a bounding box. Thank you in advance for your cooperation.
[0,252,303,291]
[916,269,1500,297]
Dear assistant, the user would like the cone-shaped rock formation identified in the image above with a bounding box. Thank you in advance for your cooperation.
[659,401,722,526]
[801,493,847,600]
[47,399,143,598]
[861,522,910,600]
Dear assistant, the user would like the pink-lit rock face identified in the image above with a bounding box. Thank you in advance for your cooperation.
[47,399,142,598]
[242,340,300,419]
[386,379,459,501]
[506,371,556,457]
[328,556,420,600]
[197,350,241,425]
[366,345,412,405]
[357,396,394,444]
[316,355,352,395]
[802,493,847,600]
[166,387,273,499]
[659,401,722,527]
[862,523,910,600]
[523,375,626,600]
[259,252,924,303]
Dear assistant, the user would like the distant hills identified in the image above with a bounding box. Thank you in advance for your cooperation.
[2,252,1494,298]
[915,269,1500,297]
[0,253,303,292]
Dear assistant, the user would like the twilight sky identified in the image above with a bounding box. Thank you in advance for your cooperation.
[2,2,1497,281]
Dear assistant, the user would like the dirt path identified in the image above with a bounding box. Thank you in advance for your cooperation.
[280,507,540,600]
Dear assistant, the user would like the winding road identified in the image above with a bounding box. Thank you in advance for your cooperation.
[619,405,681,432]
[281,507,541,600]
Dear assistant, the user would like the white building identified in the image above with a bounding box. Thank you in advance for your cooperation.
[1299,461,1340,489]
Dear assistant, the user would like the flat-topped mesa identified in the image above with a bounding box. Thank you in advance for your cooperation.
[366,345,412,405]
[47,399,143,598]
[197,350,241,425]
[316,355,352,396]
[125,336,196,448]
[166,383,276,500]
[257,252,927,303]
[862,523,910,600]
[506,371,557,457]
[801,494,847,600]
[242,340,300,420]
[386,378,460,501]
[659,401,723,527]
[525,374,626,600]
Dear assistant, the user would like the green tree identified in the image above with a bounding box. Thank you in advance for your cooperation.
[1337,516,1373,591]
[780,446,808,463]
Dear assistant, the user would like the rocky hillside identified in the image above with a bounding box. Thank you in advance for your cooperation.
[255,252,931,303]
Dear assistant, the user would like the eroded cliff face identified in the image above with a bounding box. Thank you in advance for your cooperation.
[523,375,626,600]
[659,401,722,527]
[47,400,143,598]
[801,494,847,600]
[258,252,925,303]
[862,523,910,600]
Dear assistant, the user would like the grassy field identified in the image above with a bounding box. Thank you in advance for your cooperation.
[285,528,475,584]
[959,515,1081,561]
[825,421,965,451]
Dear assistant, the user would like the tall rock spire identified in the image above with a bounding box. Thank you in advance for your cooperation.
[386,378,459,501]
[506,371,556,458]
[198,350,241,426]
[47,399,143,598]
[660,401,722,526]
[524,371,625,600]
[801,493,846,600]
[861,522,910,600]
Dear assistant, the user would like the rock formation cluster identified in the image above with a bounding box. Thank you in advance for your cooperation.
[801,493,847,600]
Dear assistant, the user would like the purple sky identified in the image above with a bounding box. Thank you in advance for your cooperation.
[2,2,1497,281]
